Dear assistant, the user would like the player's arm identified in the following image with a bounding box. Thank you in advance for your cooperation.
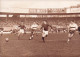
[24,25,26,30]
[67,24,70,32]
[18,25,21,29]
[40,26,42,30]
[36,23,39,29]
[49,24,53,31]
[49,25,53,29]
[75,24,78,31]
[40,24,43,30]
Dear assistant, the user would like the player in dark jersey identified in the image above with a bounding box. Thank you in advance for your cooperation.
[41,20,53,43]
[18,22,26,39]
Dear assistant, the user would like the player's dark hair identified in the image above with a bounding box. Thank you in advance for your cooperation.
[71,20,75,22]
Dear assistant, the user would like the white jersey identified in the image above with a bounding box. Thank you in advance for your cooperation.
[68,23,78,30]
[31,24,38,30]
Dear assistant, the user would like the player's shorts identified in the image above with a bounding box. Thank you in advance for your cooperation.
[19,29,24,33]
[69,30,75,34]
[42,30,48,37]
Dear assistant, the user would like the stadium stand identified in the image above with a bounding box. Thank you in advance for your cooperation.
[0,12,80,33]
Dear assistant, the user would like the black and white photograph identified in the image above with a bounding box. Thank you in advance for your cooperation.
[0,0,80,57]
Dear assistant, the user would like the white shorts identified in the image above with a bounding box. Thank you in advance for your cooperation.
[42,30,48,37]
[69,28,76,31]
[19,29,24,33]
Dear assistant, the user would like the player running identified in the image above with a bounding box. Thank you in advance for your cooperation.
[29,22,39,40]
[67,21,78,43]
[18,22,26,39]
[41,20,53,43]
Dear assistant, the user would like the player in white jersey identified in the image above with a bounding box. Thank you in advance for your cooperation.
[67,21,78,43]
[29,22,39,40]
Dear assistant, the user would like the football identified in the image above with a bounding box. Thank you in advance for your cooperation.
[5,38,9,42]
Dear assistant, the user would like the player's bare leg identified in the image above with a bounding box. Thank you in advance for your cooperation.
[42,34,48,43]
[24,29,26,34]
[42,37,45,43]
[18,31,22,40]
[35,31,38,36]
[42,32,46,43]
[67,33,73,43]
[29,31,34,40]
[18,33,24,40]
[42,35,48,43]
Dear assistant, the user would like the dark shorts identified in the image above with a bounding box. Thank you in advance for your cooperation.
[69,30,75,34]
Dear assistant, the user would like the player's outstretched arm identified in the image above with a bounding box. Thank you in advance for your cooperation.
[49,25,53,32]
[67,26,70,33]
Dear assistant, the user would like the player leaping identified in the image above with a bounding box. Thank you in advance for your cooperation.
[67,21,78,43]
[40,20,53,43]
